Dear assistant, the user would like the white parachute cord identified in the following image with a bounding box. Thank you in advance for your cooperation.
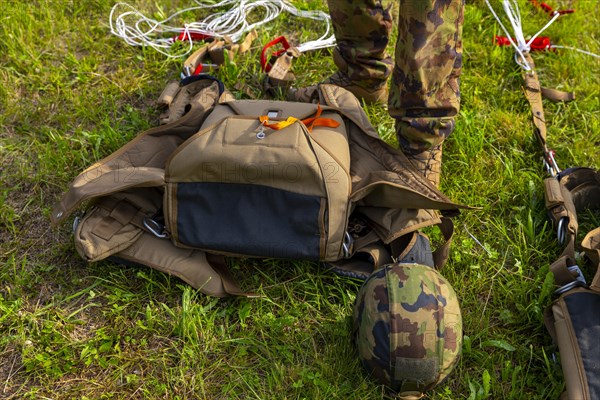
[485,0,530,69]
[109,0,336,57]
[502,0,530,69]
[486,0,589,71]
[279,1,336,52]
[526,10,560,48]
[109,2,217,57]
[200,0,282,42]
[550,45,600,59]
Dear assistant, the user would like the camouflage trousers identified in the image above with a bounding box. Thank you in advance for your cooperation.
[327,0,465,154]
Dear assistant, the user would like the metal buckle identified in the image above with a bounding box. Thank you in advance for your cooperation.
[180,65,193,80]
[143,217,168,239]
[554,264,587,295]
[342,231,353,259]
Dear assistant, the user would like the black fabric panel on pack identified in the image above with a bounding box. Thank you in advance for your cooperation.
[176,182,322,260]
[564,291,600,399]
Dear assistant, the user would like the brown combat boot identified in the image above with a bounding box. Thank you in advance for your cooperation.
[288,48,388,105]
[405,144,443,188]
[323,71,388,105]
[287,72,388,106]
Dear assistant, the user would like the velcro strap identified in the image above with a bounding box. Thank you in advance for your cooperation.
[92,200,143,241]
[544,177,578,252]
[548,168,600,260]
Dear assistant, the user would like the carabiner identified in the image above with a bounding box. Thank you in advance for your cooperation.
[557,216,568,245]
[143,217,168,239]
[554,264,587,295]
[342,231,353,259]
[72,216,81,233]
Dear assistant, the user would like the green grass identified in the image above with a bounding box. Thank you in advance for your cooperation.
[1,0,599,399]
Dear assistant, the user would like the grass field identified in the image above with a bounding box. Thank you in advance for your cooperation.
[1,0,599,399]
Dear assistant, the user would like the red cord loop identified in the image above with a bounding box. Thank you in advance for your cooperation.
[260,36,291,72]
[530,1,575,16]
[173,32,212,42]
[495,35,553,51]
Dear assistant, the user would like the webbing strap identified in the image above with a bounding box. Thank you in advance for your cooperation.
[522,52,548,148]
[541,87,575,102]
[543,176,578,258]
[181,30,258,77]
[261,37,301,95]
[522,52,563,177]
[206,254,259,298]
[259,104,340,132]
[432,217,455,269]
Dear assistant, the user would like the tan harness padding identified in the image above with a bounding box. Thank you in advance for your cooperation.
[114,233,246,297]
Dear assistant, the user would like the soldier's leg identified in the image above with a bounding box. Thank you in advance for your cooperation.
[390,0,465,187]
[325,0,395,104]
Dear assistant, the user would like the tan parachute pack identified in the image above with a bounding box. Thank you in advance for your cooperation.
[51,75,466,297]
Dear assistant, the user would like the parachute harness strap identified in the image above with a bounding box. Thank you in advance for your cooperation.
[487,1,600,295]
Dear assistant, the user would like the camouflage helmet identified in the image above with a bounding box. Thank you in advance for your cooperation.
[352,263,462,398]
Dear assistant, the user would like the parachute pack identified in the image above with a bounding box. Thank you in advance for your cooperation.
[51,75,466,297]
